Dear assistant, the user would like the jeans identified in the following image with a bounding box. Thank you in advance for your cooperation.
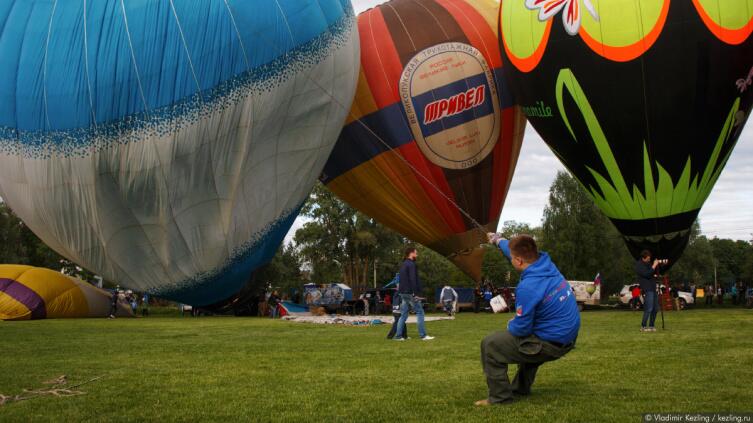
[641,290,658,327]
[387,313,408,339]
[395,294,426,339]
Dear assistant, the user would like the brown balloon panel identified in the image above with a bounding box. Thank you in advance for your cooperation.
[499,0,753,262]
[321,0,526,281]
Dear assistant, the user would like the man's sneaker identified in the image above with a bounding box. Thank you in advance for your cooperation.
[640,327,648,332]
[393,337,405,341]
[421,336,435,341]
[648,327,657,332]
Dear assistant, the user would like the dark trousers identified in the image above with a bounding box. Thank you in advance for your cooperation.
[387,313,408,339]
[480,330,574,403]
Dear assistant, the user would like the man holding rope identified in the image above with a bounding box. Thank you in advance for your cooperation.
[476,234,580,406]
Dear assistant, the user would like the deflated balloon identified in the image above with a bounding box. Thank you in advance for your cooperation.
[321,0,526,281]
[499,0,753,262]
[0,1,359,305]
[0,265,133,320]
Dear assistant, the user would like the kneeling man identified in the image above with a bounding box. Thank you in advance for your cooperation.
[476,234,580,406]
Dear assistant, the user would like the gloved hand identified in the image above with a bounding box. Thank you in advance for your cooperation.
[487,232,503,245]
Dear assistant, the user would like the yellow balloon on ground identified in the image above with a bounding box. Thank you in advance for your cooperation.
[0,265,133,320]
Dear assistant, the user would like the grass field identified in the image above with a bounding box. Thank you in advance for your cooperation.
[1,308,752,422]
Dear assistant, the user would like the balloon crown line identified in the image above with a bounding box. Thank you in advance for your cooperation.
[555,68,742,221]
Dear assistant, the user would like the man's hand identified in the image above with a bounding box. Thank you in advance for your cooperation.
[487,232,503,245]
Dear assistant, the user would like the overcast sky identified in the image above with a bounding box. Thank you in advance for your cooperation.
[285,0,753,243]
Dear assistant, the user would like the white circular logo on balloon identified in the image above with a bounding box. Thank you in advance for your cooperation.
[400,42,500,170]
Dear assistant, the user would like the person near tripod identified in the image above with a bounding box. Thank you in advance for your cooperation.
[635,250,666,332]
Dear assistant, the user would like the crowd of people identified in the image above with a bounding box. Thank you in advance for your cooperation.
[108,288,149,318]
[700,282,750,306]
[472,282,515,313]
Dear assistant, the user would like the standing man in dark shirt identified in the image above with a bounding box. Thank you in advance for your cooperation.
[635,250,663,332]
[394,247,434,341]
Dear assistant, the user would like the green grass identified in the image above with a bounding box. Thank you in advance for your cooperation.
[1,309,752,422]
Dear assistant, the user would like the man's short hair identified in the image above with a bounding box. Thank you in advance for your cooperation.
[640,249,652,259]
[509,235,539,263]
[404,247,417,259]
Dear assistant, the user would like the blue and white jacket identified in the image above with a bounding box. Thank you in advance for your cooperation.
[497,240,580,344]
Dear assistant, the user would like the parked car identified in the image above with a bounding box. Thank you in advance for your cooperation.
[618,284,694,310]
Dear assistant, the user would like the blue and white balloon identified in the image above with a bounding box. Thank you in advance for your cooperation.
[0,0,359,305]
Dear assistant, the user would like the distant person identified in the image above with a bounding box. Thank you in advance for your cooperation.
[109,290,118,318]
[635,250,662,332]
[483,284,494,311]
[384,292,392,308]
[440,285,458,316]
[630,285,642,310]
[671,285,680,311]
[731,284,738,306]
[387,291,408,340]
[738,282,746,307]
[476,234,580,406]
[141,294,150,316]
[717,286,724,305]
[130,295,138,314]
[474,284,482,313]
[706,285,714,306]
[269,291,280,318]
[394,247,433,341]
[359,292,370,316]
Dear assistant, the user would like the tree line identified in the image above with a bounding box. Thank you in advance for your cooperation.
[2,171,752,298]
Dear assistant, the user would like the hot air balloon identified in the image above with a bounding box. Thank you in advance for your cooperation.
[321,0,526,281]
[499,0,753,262]
[0,265,133,320]
[0,1,359,305]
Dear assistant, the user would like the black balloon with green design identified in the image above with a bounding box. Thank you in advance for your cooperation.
[499,0,753,263]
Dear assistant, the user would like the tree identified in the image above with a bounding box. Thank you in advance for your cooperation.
[254,244,304,294]
[539,171,634,296]
[0,202,24,264]
[1,201,67,271]
[294,183,406,286]
[668,222,714,286]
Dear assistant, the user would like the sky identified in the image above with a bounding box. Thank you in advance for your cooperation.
[284,0,753,243]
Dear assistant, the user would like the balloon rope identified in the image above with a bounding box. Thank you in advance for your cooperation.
[221,7,491,239]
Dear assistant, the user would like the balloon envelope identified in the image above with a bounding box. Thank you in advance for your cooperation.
[321,0,526,281]
[0,265,133,320]
[0,1,359,305]
[499,0,753,262]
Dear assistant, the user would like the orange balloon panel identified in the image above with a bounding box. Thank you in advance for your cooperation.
[322,0,525,280]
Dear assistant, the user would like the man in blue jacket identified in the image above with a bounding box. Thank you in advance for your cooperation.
[476,234,580,406]
[394,247,434,341]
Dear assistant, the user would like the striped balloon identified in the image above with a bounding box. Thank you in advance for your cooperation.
[322,0,526,281]
[0,265,133,320]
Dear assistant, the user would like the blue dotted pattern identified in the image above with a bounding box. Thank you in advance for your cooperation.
[0,6,353,159]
